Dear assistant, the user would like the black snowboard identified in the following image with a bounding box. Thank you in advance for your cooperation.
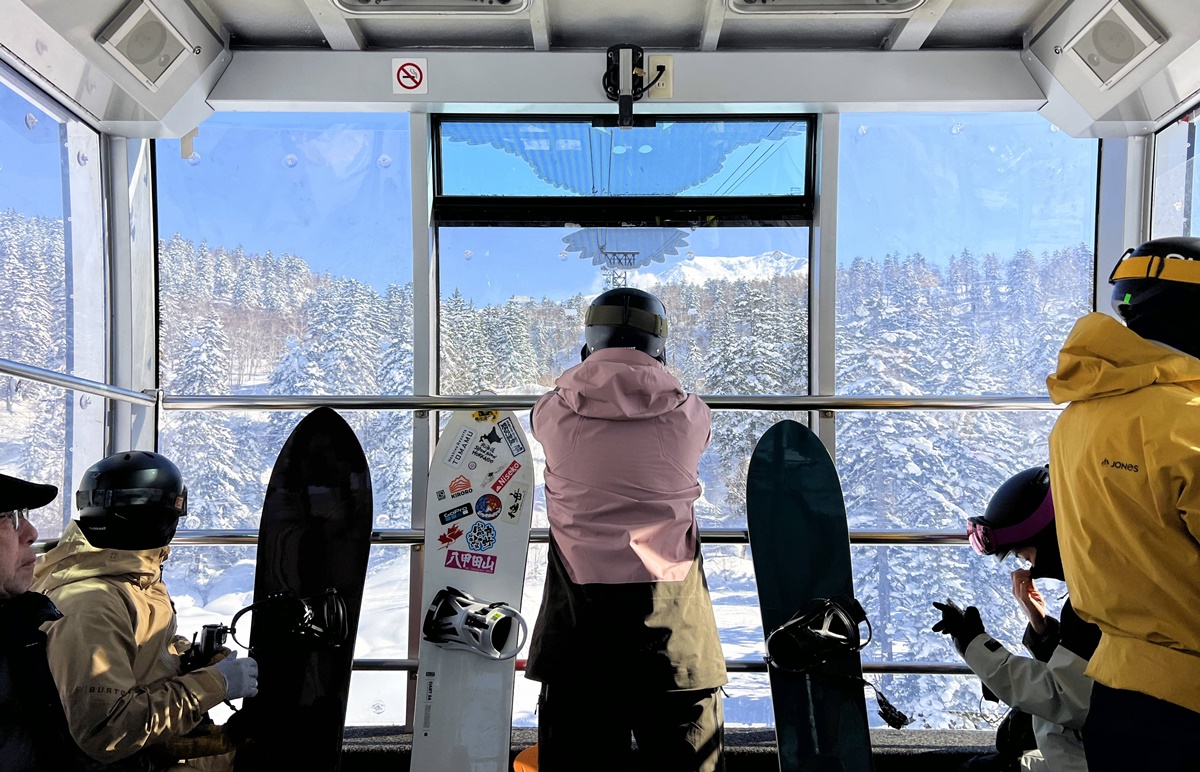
[747,420,872,772]
[233,407,373,771]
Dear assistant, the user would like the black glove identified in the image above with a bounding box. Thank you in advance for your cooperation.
[932,600,986,655]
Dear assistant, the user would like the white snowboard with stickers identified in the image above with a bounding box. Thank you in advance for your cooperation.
[410,409,535,772]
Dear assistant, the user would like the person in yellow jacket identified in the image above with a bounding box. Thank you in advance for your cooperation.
[1046,236,1200,771]
[32,451,258,772]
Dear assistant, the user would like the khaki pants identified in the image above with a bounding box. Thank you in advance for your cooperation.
[536,682,724,772]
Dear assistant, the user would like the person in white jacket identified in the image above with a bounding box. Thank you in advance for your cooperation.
[932,466,1101,772]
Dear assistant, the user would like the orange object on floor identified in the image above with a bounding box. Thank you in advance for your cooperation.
[513,743,538,772]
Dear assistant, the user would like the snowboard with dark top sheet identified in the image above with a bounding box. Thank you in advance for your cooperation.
[233,407,373,771]
[747,419,872,772]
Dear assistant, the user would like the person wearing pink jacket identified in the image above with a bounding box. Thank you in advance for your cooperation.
[525,288,727,772]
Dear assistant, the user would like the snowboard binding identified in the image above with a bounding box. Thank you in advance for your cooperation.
[766,593,871,674]
[423,586,528,661]
[766,594,913,730]
[230,588,349,650]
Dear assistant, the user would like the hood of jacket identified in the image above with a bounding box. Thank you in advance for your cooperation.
[554,347,687,421]
[34,521,168,594]
[1047,313,1200,404]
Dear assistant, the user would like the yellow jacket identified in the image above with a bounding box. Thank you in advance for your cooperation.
[1047,312,1200,713]
[31,523,228,765]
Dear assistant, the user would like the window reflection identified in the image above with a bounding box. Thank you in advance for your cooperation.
[0,68,106,533]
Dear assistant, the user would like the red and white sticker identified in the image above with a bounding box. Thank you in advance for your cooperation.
[392,58,428,95]
[491,460,521,492]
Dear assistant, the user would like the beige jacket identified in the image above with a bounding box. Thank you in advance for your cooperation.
[1047,312,1200,714]
[31,523,228,765]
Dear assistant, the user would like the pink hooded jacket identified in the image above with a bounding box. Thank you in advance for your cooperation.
[532,347,711,585]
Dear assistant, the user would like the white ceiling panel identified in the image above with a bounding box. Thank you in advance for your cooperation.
[923,0,1047,48]
[356,16,534,48]
[204,0,326,46]
[548,0,707,49]
[719,15,896,49]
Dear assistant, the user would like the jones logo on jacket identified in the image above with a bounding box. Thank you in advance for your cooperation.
[1100,458,1139,473]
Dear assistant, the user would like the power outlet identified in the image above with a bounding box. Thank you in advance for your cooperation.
[646,54,673,99]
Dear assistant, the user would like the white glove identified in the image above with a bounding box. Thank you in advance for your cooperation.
[213,651,259,700]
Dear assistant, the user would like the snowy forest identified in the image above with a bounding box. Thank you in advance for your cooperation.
[1,209,1094,728]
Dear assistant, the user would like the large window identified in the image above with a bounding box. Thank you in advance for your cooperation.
[156,114,415,722]
[152,109,1103,732]
[1151,103,1198,238]
[435,118,813,727]
[0,67,106,536]
[836,112,1099,726]
[438,119,811,197]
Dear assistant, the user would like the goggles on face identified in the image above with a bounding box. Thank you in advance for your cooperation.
[966,518,1000,557]
[966,488,1054,559]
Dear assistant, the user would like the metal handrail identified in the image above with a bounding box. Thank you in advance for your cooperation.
[0,360,1056,414]
[161,393,1059,411]
[0,358,156,407]
[146,527,967,548]
[352,658,973,676]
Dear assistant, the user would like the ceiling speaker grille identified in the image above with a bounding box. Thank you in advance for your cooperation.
[97,1,191,92]
[1063,0,1164,90]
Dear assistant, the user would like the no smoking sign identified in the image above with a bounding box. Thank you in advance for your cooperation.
[391,58,428,95]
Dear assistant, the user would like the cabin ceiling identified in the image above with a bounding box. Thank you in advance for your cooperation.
[200,0,1051,52]
[4,0,1199,139]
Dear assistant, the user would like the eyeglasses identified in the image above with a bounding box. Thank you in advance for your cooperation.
[0,509,30,531]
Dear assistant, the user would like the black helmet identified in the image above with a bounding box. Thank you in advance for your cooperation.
[581,288,669,364]
[1110,237,1200,357]
[967,465,1063,580]
[75,451,187,550]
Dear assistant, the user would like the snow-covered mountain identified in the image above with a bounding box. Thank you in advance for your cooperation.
[638,250,808,287]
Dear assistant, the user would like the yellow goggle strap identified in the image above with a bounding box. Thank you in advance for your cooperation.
[1110,253,1200,286]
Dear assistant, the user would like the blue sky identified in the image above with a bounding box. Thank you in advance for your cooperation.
[3,98,1100,307]
[0,85,66,221]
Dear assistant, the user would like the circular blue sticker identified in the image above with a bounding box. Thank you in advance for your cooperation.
[475,493,502,520]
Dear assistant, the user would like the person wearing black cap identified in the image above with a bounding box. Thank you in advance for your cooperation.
[932,466,1100,772]
[0,473,91,771]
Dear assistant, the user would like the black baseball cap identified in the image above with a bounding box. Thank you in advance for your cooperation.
[0,473,58,512]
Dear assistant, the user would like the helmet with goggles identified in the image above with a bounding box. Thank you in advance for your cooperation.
[966,465,1063,581]
[75,451,187,550]
[1110,237,1200,357]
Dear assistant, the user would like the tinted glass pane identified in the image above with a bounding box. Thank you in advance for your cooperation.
[1151,107,1199,238]
[156,114,414,399]
[167,544,410,725]
[161,410,413,530]
[837,410,1058,531]
[439,120,809,196]
[438,225,809,397]
[438,227,809,529]
[0,71,106,532]
[836,113,1098,397]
